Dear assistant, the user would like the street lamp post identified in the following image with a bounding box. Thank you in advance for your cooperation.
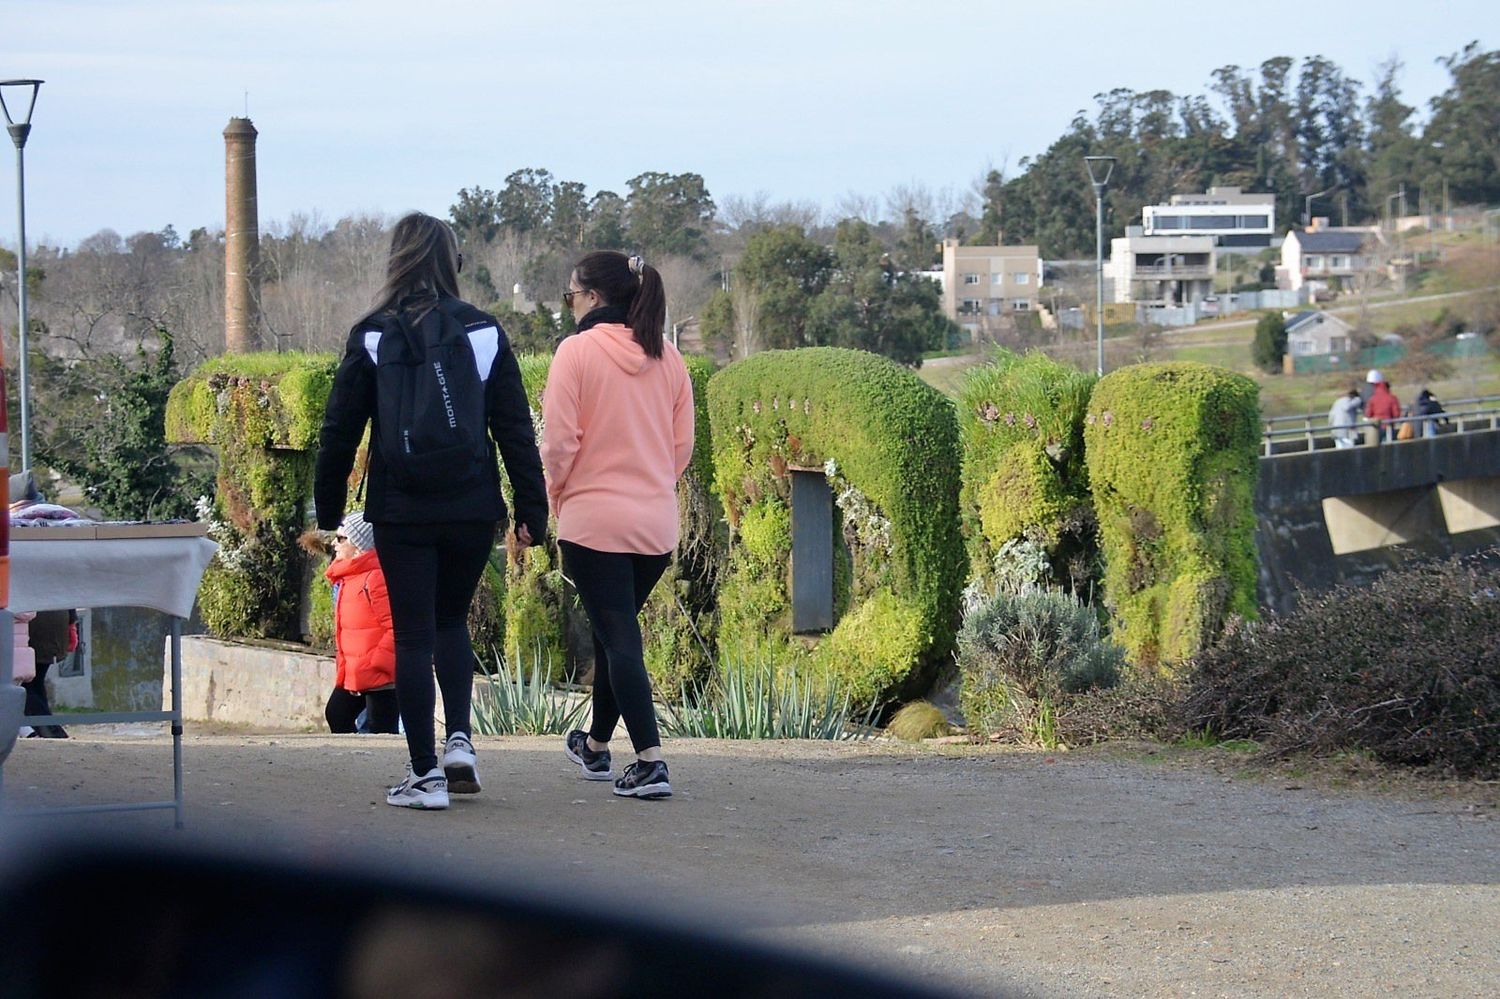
[1303,184,1338,228]
[1084,156,1116,377]
[0,79,42,472]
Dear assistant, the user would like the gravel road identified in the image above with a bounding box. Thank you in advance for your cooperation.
[4,732,1496,997]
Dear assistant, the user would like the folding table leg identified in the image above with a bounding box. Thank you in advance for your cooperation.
[0,608,12,808]
[171,617,184,829]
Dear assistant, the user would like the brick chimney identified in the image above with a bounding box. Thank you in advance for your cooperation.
[223,117,262,353]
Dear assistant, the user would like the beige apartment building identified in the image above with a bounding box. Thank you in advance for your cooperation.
[939,238,1042,335]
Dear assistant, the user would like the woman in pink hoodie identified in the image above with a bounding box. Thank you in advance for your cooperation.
[542,251,694,799]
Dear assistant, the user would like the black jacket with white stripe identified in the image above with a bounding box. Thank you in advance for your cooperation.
[313,295,548,538]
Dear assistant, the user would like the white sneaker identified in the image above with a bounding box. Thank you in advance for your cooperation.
[442,732,481,794]
[386,765,449,809]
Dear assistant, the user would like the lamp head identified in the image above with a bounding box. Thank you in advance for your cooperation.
[0,79,43,148]
[1084,155,1116,188]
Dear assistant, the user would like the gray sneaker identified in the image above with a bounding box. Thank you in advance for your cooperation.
[386,765,449,810]
[613,759,671,800]
[564,729,613,781]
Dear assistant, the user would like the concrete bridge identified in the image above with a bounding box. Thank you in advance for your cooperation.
[1256,420,1500,615]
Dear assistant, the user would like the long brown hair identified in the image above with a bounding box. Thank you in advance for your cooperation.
[363,212,462,324]
[572,250,666,359]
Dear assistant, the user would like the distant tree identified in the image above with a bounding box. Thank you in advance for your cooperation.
[450,186,502,243]
[34,327,209,519]
[497,168,555,236]
[625,172,716,259]
[490,301,558,356]
[1252,311,1287,373]
[1424,42,1500,205]
[586,191,627,250]
[893,206,938,272]
[970,169,1006,245]
[550,180,589,252]
[1362,59,1421,221]
[700,288,735,354]
[806,219,953,364]
[735,224,832,350]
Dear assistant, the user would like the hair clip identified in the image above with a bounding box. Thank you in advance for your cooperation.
[628,254,645,276]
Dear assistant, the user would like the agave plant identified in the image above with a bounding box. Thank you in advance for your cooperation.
[659,659,877,741]
[471,649,589,737]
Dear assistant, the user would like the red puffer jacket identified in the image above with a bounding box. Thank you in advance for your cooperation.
[1365,383,1402,422]
[326,549,396,693]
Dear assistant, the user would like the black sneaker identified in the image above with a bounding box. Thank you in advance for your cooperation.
[613,760,671,799]
[565,730,612,781]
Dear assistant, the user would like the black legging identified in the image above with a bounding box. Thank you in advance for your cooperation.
[325,687,400,734]
[22,659,56,721]
[560,540,671,754]
[374,520,496,773]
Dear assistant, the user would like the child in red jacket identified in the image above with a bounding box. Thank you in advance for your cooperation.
[324,511,399,734]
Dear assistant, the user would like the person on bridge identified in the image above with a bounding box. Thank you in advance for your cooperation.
[1327,387,1363,448]
[1364,374,1402,442]
[1414,389,1447,439]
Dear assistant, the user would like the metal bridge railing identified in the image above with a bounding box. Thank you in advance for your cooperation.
[1261,395,1500,456]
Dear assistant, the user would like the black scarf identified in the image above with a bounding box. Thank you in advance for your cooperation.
[576,303,629,333]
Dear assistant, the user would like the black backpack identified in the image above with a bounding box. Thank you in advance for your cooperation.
[373,302,490,494]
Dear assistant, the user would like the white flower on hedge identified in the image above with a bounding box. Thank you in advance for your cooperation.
[196,493,247,570]
[834,483,893,553]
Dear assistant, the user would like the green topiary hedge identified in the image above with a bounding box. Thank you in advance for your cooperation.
[707,347,965,706]
[957,350,1098,596]
[639,354,723,699]
[166,353,336,640]
[1083,362,1259,672]
[501,354,572,680]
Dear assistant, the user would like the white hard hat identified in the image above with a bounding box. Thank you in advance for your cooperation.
[1365,369,1385,384]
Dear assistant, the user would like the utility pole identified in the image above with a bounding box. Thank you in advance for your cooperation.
[1084,156,1116,377]
[1,79,43,470]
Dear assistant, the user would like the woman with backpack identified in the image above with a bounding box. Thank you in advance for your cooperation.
[543,251,694,800]
[315,212,548,810]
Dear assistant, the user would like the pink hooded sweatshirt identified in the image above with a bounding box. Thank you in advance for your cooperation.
[541,323,695,555]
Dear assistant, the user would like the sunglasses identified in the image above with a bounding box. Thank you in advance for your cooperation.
[563,288,590,307]
[335,534,348,542]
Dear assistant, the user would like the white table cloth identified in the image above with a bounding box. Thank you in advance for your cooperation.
[9,537,217,617]
[3,535,217,826]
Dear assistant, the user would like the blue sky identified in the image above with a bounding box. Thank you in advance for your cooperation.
[2,0,1493,246]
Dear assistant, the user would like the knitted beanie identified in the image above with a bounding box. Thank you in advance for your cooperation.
[339,511,376,552]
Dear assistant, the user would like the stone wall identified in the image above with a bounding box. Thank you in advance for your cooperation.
[170,635,335,730]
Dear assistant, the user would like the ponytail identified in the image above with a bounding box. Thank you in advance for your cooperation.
[573,250,668,359]
[627,261,666,359]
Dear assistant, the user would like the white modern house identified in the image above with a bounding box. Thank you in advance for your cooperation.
[1142,186,1276,248]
